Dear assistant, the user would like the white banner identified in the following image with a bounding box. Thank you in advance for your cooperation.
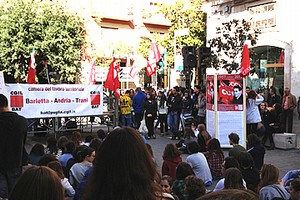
[6,84,103,118]
[0,71,6,95]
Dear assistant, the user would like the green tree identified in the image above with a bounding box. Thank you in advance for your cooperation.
[137,0,207,68]
[0,0,85,83]
[208,19,261,73]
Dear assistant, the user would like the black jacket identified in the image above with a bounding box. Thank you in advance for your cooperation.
[0,112,28,171]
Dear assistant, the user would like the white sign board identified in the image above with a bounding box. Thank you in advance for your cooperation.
[6,84,103,118]
[0,71,6,95]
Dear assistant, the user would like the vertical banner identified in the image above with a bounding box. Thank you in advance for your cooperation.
[6,84,103,118]
[206,74,246,148]
[0,71,6,95]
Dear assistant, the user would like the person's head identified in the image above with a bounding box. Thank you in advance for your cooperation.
[246,86,251,94]
[187,141,201,154]
[228,132,240,145]
[184,127,196,139]
[9,166,64,200]
[233,85,242,98]
[269,87,277,96]
[125,90,130,96]
[38,154,58,166]
[158,90,164,97]
[176,162,195,180]
[83,127,160,200]
[207,138,222,153]
[47,161,65,179]
[247,134,261,148]
[71,131,82,146]
[290,178,300,200]
[84,135,94,143]
[30,143,45,157]
[259,102,268,111]
[194,85,200,93]
[197,124,206,132]
[284,87,291,96]
[160,175,173,193]
[163,143,181,160]
[222,156,239,175]
[89,138,102,152]
[199,88,206,97]
[46,136,58,151]
[260,164,280,187]
[146,92,154,100]
[97,129,107,141]
[42,55,49,64]
[78,146,95,163]
[57,136,69,152]
[172,87,179,96]
[237,151,255,170]
[272,103,283,114]
[184,175,206,199]
[247,90,257,100]
[0,94,9,111]
[197,189,259,200]
[64,141,75,154]
[135,87,141,93]
[224,168,244,190]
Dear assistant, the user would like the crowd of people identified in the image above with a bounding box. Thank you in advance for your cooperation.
[0,83,299,200]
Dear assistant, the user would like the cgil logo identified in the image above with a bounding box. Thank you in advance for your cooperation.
[90,91,101,108]
[10,91,24,109]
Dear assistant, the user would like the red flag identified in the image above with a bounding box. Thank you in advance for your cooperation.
[240,44,250,77]
[278,50,284,63]
[146,41,161,76]
[89,58,96,84]
[27,48,36,84]
[129,65,138,78]
[104,58,120,99]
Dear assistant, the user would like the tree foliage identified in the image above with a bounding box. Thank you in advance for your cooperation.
[208,19,261,73]
[0,0,85,83]
[137,0,207,68]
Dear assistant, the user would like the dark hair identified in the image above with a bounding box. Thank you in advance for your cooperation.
[42,55,49,61]
[71,131,82,146]
[291,178,300,192]
[197,189,258,200]
[161,175,174,187]
[89,138,102,151]
[30,143,45,157]
[57,136,69,152]
[224,168,244,190]
[184,175,206,199]
[228,132,240,144]
[234,85,242,91]
[46,136,58,154]
[224,156,239,170]
[207,138,223,154]
[163,143,181,160]
[176,162,195,180]
[83,127,161,200]
[85,135,94,143]
[247,134,261,148]
[237,151,255,171]
[47,161,65,179]
[184,127,196,140]
[187,141,201,154]
[0,94,8,108]
[9,166,64,200]
[38,154,58,166]
[97,129,106,140]
[65,141,75,154]
[248,90,257,99]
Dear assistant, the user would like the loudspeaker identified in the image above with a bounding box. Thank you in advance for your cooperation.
[197,47,211,67]
[182,46,197,68]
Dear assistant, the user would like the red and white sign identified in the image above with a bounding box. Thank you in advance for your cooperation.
[6,84,103,118]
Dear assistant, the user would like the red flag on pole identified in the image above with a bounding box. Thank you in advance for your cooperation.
[278,50,284,63]
[104,58,120,98]
[146,41,161,76]
[27,48,36,84]
[89,58,96,84]
[240,44,250,77]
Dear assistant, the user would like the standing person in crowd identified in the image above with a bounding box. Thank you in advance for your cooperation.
[186,141,212,186]
[180,91,193,132]
[246,90,264,136]
[157,90,168,136]
[45,136,60,158]
[228,132,246,159]
[196,89,207,125]
[143,92,158,139]
[247,134,265,171]
[9,166,64,200]
[28,143,45,166]
[192,85,200,118]
[204,138,224,179]
[0,94,28,199]
[172,162,195,200]
[162,143,182,180]
[197,124,212,152]
[58,141,75,168]
[281,87,297,133]
[259,164,290,200]
[267,87,281,107]
[167,87,182,140]
[232,85,243,104]
[36,55,54,84]
[83,127,174,200]
[132,87,146,130]
[120,90,132,127]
